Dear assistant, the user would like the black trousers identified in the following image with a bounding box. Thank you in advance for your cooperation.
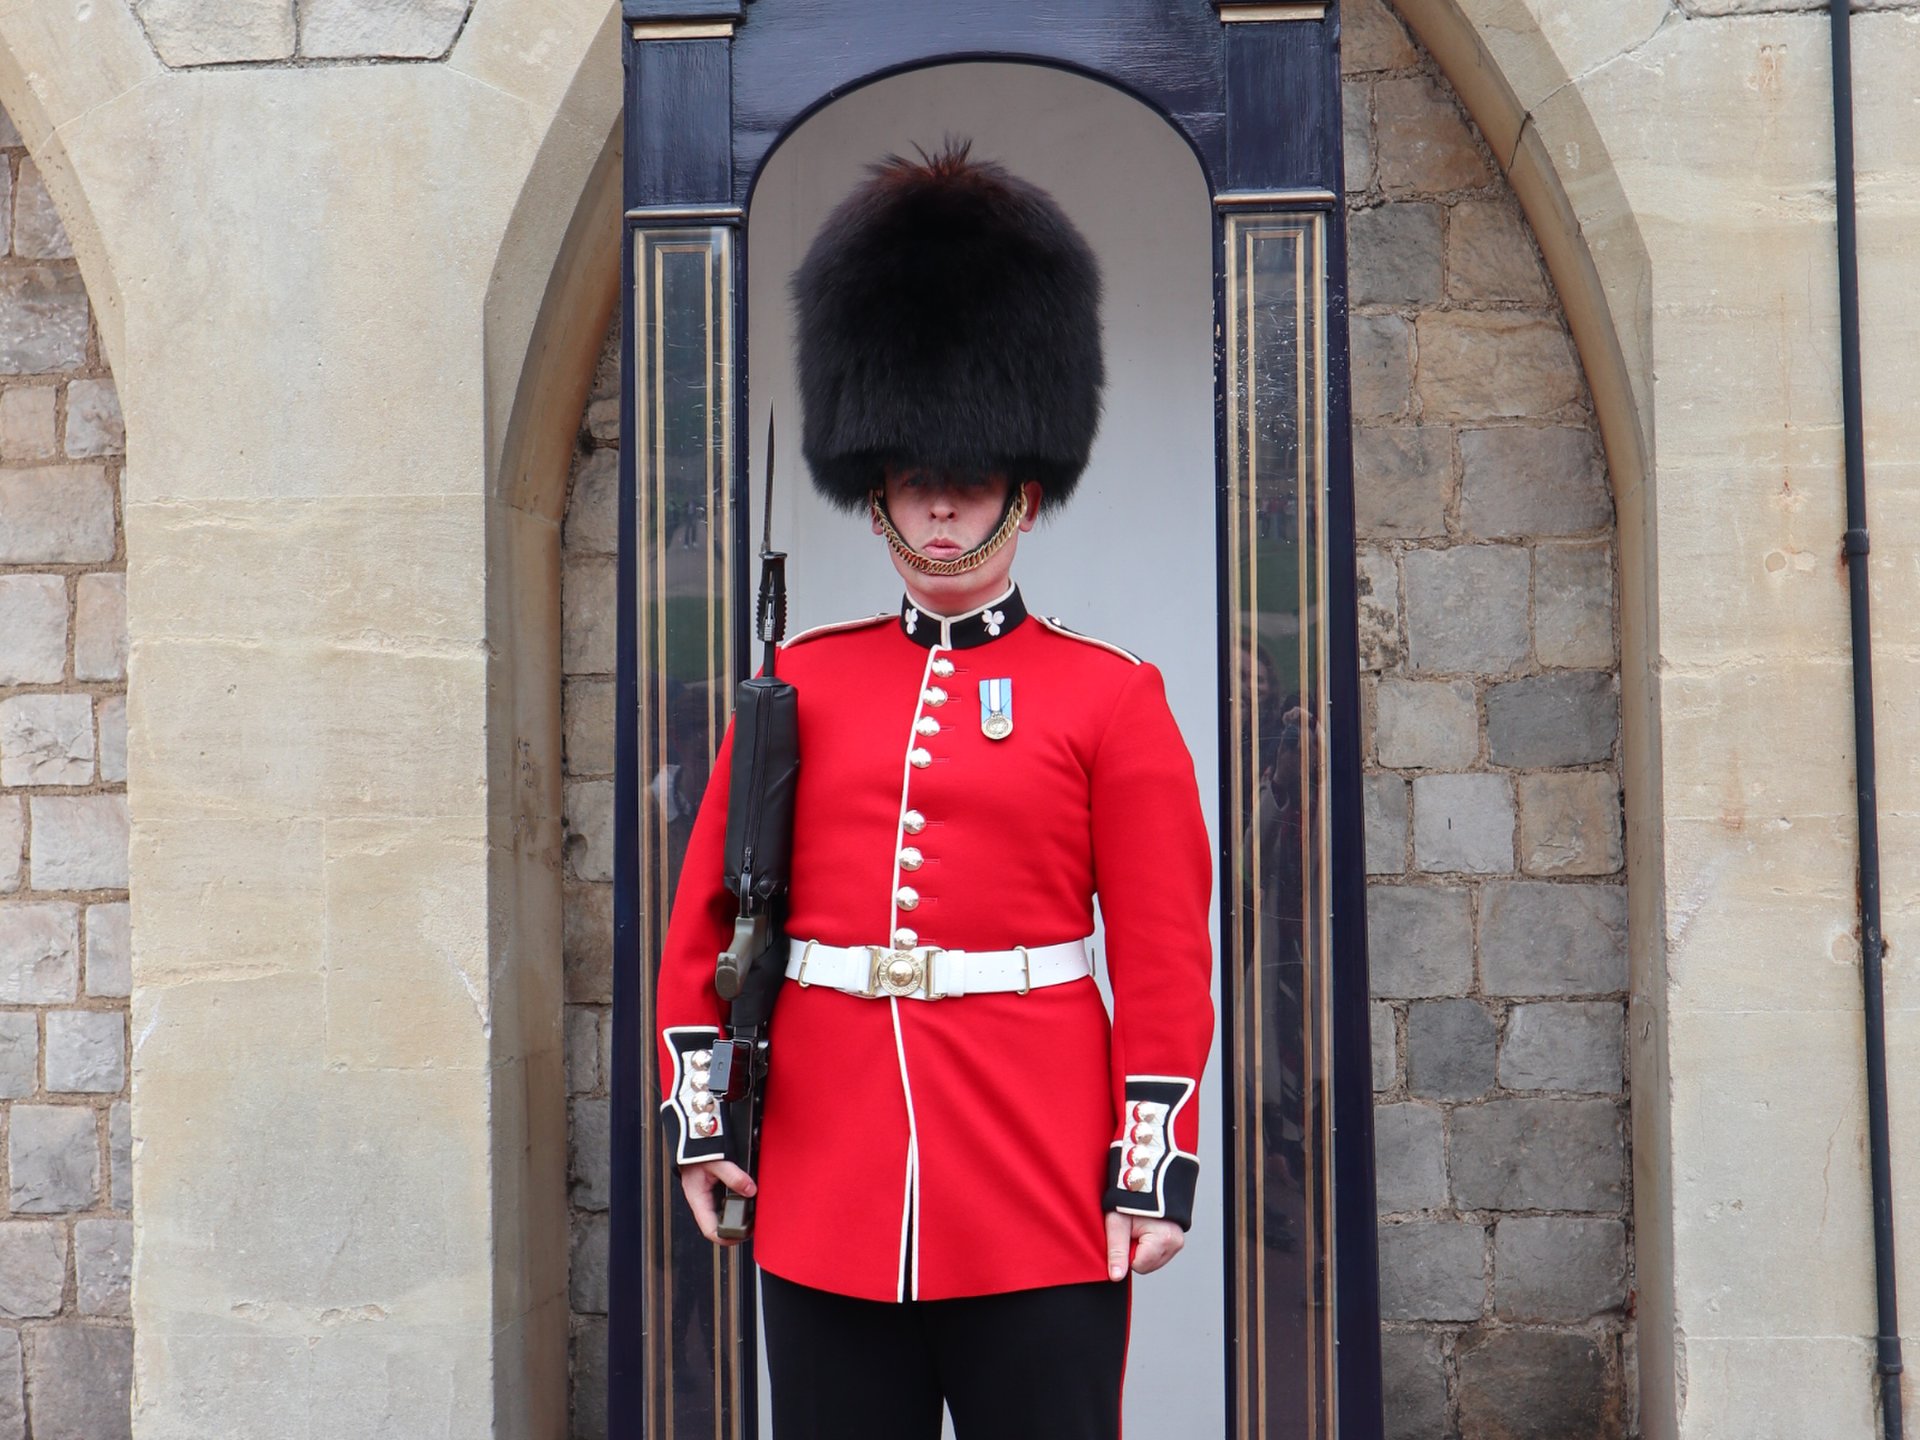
[760,1270,1130,1440]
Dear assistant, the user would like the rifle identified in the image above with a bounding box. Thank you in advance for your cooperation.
[707,415,799,1241]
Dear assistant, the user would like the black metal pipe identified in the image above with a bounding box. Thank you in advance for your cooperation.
[1828,2,1904,1435]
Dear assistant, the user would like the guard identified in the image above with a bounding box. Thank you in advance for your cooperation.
[654,141,1216,1439]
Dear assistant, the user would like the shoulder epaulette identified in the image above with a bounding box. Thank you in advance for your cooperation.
[780,612,893,649]
[1036,615,1142,665]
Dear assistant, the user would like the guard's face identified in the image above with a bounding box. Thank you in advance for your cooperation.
[874,468,1042,608]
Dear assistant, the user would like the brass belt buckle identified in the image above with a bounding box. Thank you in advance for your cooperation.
[866,945,942,999]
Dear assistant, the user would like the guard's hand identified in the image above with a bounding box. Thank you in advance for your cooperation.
[678,1159,756,1246]
[1105,1211,1185,1280]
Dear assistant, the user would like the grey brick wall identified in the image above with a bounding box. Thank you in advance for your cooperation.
[560,7,1631,1432]
[0,101,134,1440]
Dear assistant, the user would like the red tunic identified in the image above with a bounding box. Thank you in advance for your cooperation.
[655,586,1214,1302]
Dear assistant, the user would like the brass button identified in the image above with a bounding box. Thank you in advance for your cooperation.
[689,1051,710,1071]
[915,716,940,737]
[1123,1166,1152,1192]
[694,1115,720,1138]
[1131,1123,1157,1145]
[902,810,926,834]
[893,927,918,949]
[692,1094,717,1115]
[931,658,955,678]
[923,686,948,707]
[1127,1145,1154,1167]
[899,847,923,871]
[895,885,920,910]
[909,748,931,769]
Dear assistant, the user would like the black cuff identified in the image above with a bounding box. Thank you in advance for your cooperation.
[1101,1077,1199,1230]
[660,1027,729,1165]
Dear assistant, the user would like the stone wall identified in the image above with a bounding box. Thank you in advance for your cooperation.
[0,103,134,1440]
[556,10,1630,1435]
[1344,3,1632,1435]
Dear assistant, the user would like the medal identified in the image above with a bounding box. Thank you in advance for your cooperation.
[979,678,1013,741]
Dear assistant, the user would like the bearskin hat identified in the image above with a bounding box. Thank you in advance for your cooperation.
[792,140,1105,513]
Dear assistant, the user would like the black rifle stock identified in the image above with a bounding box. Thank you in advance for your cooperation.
[711,416,797,1241]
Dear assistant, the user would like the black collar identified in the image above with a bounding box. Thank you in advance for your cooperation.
[898,585,1028,650]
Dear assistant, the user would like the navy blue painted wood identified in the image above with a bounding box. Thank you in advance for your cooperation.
[1224,18,1336,192]
[624,0,745,21]
[628,38,734,206]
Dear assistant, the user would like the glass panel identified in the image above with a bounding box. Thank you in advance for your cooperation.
[1223,210,1334,1440]
[630,223,749,1440]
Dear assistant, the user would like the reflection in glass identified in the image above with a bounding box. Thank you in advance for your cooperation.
[630,223,748,1440]
[1224,211,1332,1440]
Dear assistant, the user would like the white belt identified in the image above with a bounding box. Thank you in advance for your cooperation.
[785,937,1093,1002]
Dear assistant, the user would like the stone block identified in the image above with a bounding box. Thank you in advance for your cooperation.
[1459,426,1610,540]
[564,882,613,1004]
[10,160,70,261]
[28,796,128,891]
[1479,882,1627,996]
[45,1010,123,1093]
[0,465,112,563]
[63,379,123,459]
[1450,1099,1624,1211]
[1374,75,1492,193]
[0,386,57,460]
[1349,313,1411,422]
[1371,1001,1396,1091]
[132,0,294,63]
[1367,886,1472,997]
[1486,672,1618,767]
[1407,998,1497,1100]
[108,1101,129,1211]
[1350,203,1443,307]
[298,0,467,59]
[0,902,79,1002]
[1447,198,1553,304]
[7,1104,98,1213]
[24,1323,132,1440]
[570,1211,610,1315]
[586,397,619,444]
[0,694,93,785]
[95,697,126,784]
[1356,547,1400,672]
[73,573,126,681]
[564,677,615,777]
[1402,546,1530,674]
[1519,772,1623,877]
[1373,1101,1446,1212]
[572,1317,608,1440]
[1456,1328,1618,1439]
[1364,773,1407,874]
[1341,0,1419,72]
[74,1218,132,1316]
[1377,1218,1486,1321]
[1353,426,1449,539]
[565,1006,601,1095]
[0,1329,20,1440]
[1343,81,1373,193]
[0,798,19,891]
[0,1012,35,1098]
[1412,773,1513,874]
[570,1098,610,1211]
[1501,1002,1624,1093]
[562,557,616,675]
[1380,1330,1448,1440]
[0,1222,66,1318]
[1534,541,1614,668]
[564,447,618,557]
[1375,678,1477,769]
[0,267,88,375]
[83,902,129,1002]
[0,574,67,683]
[1493,1216,1627,1321]
[1415,313,1582,423]
[563,780,614,885]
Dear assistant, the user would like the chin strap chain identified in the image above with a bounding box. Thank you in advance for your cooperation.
[870,489,1030,577]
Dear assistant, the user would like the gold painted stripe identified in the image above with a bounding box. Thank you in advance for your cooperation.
[1215,188,1339,208]
[626,205,744,222]
[630,19,735,39]
[1219,2,1326,20]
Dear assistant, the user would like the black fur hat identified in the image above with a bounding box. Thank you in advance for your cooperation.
[792,140,1105,513]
